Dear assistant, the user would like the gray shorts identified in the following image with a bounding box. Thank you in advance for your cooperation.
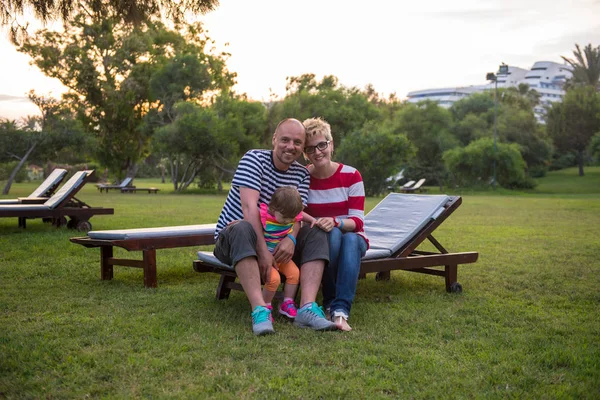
[213,221,258,267]
[293,224,330,266]
[214,221,329,268]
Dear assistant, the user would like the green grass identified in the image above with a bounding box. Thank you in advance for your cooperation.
[1,169,599,398]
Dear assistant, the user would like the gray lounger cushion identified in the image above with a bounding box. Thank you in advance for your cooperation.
[45,170,89,209]
[30,168,68,198]
[88,224,216,240]
[364,193,450,254]
[197,251,235,271]
[0,204,50,211]
[0,168,68,205]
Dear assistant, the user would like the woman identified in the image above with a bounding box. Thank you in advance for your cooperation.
[302,117,368,331]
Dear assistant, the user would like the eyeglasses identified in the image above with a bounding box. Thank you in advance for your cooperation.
[305,140,330,154]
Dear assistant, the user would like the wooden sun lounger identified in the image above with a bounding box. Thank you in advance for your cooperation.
[120,187,160,194]
[96,177,135,193]
[70,225,217,288]
[194,194,478,300]
[0,170,114,231]
[400,178,428,193]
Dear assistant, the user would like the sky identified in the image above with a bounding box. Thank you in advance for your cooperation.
[0,0,599,120]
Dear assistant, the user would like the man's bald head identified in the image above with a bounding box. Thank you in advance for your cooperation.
[273,118,306,139]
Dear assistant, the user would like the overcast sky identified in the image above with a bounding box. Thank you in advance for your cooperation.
[1,0,599,119]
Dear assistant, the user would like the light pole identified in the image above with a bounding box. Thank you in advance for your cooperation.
[486,72,498,190]
[486,63,507,190]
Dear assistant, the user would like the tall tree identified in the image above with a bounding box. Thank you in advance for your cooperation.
[389,100,458,189]
[0,92,86,194]
[152,99,261,192]
[1,0,219,43]
[271,74,381,146]
[546,86,600,176]
[19,16,233,178]
[561,43,600,90]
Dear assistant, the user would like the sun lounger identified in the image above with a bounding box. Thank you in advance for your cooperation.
[120,187,160,194]
[0,170,114,231]
[0,168,68,205]
[194,193,478,299]
[96,177,134,193]
[70,224,216,288]
[400,178,427,193]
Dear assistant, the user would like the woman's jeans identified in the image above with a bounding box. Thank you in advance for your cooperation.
[322,228,368,318]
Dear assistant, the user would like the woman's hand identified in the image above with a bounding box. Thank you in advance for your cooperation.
[315,217,336,232]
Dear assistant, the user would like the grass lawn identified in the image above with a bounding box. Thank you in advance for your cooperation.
[1,167,599,398]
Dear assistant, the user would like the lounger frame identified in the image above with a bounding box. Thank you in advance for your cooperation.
[0,170,114,230]
[70,233,216,288]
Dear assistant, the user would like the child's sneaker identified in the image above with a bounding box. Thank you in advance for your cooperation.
[251,306,274,336]
[279,299,298,319]
[266,304,274,322]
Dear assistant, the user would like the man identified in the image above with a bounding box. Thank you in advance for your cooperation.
[213,118,337,335]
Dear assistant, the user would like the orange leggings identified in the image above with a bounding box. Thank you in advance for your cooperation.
[264,260,300,292]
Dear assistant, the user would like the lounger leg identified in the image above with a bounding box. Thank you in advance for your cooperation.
[18,217,26,228]
[100,246,114,281]
[143,249,158,289]
[376,271,391,281]
[444,264,458,292]
[216,275,234,300]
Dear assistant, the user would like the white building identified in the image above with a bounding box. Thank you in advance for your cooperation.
[406,61,573,123]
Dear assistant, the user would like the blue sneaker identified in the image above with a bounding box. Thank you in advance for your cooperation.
[294,302,338,331]
[251,306,275,336]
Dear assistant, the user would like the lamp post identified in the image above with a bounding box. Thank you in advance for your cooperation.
[485,64,507,190]
[486,72,498,190]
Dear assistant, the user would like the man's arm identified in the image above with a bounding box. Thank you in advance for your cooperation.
[272,221,299,264]
[240,187,274,283]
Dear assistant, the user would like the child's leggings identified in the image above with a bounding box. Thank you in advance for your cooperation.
[263,260,300,292]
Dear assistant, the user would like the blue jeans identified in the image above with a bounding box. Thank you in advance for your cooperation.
[322,228,368,318]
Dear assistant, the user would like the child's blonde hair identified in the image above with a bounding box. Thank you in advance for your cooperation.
[269,187,303,219]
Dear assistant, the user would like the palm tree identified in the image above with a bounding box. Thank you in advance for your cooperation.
[562,43,600,90]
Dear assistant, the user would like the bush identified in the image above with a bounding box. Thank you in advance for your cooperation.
[588,133,600,165]
[0,162,29,183]
[443,138,536,189]
[549,151,577,171]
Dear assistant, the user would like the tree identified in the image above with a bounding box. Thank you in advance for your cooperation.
[20,16,233,178]
[1,0,219,43]
[443,138,534,189]
[546,86,600,176]
[0,92,86,194]
[497,107,552,177]
[152,98,264,191]
[337,122,414,196]
[562,43,600,90]
[388,101,458,189]
[270,74,382,146]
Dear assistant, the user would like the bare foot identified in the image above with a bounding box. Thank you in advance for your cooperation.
[334,316,352,331]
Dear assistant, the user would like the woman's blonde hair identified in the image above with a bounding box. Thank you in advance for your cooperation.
[302,117,332,141]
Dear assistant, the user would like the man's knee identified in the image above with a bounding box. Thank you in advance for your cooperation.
[302,225,328,242]
[227,220,256,240]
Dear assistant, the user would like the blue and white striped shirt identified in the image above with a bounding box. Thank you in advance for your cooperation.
[215,150,310,239]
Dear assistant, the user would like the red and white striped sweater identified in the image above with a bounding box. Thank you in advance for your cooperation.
[305,163,369,248]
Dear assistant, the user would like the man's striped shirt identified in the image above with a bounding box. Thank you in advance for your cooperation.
[215,150,310,239]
